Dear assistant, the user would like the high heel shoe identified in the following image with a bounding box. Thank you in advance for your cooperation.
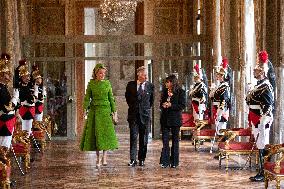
[96,159,101,168]
[102,158,107,166]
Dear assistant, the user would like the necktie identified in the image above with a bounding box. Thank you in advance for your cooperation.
[138,83,143,93]
[137,83,143,100]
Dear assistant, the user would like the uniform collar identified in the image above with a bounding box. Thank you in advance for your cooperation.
[257,78,267,85]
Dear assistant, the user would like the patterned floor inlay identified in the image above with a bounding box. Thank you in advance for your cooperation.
[11,134,281,189]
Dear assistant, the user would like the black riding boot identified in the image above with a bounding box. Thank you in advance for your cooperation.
[250,149,265,182]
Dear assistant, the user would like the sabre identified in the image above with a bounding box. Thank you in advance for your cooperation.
[30,133,41,153]
[10,144,25,175]
[42,122,52,141]
[210,132,217,153]
[240,133,259,170]
[45,130,52,141]
[210,118,220,153]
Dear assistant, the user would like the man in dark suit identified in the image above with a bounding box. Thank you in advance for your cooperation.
[125,66,154,167]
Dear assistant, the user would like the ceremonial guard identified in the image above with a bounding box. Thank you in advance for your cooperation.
[14,59,27,89]
[17,63,38,136]
[0,53,11,62]
[31,66,46,122]
[189,64,208,121]
[247,51,274,182]
[211,58,230,135]
[0,55,18,150]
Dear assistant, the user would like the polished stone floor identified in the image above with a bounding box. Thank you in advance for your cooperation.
[11,134,280,189]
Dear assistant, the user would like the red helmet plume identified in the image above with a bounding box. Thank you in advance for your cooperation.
[222,58,228,69]
[258,50,268,63]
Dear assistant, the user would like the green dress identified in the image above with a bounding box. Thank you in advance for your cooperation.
[80,79,118,151]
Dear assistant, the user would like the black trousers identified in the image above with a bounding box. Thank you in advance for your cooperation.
[129,115,149,161]
[160,126,180,166]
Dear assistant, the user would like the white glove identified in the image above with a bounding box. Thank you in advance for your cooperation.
[217,109,223,119]
[11,89,19,105]
[112,111,118,124]
[13,89,19,99]
[259,115,272,128]
[42,86,47,98]
[199,104,206,112]
[34,84,39,98]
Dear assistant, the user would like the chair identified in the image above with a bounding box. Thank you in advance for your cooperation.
[0,147,11,189]
[32,121,47,150]
[12,128,31,173]
[218,128,258,171]
[42,115,54,140]
[264,144,284,189]
[192,120,215,151]
[179,113,195,140]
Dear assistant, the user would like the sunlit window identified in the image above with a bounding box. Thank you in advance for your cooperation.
[245,0,255,85]
[84,8,97,91]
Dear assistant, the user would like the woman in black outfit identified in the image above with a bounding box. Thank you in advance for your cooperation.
[160,75,186,168]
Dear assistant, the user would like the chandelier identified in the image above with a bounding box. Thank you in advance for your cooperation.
[99,0,143,32]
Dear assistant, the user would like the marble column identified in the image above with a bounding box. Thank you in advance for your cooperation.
[279,0,284,143]
[18,0,29,37]
[254,0,266,53]
[65,0,77,140]
[152,52,161,139]
[215,0,221,64]
[6,0,21,66]
[228,0,246,129]
[264,0,280,144]
[18,0,31,58]
[0,0,4,51]
[270,0,284,144]
[202,0,215,84]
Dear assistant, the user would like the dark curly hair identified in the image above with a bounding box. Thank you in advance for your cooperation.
[165,74,180,93]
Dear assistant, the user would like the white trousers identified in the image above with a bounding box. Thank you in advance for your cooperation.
[34,113,43,121]
[252,125,270,149]
[0,136,12,148]
[193,104,206,121]
[22,119,33,136]
[216,122,227,135]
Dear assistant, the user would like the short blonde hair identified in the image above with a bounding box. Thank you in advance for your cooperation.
[92,63,107,79]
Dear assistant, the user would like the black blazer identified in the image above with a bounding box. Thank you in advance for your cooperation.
[125,81,154,124]
[160,87,186,127]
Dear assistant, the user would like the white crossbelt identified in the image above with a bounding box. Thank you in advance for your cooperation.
[192,98,200,102]
[249,105,261,109]
[22,101,35,106]
[213,102,219,105]
[0,110,15,116]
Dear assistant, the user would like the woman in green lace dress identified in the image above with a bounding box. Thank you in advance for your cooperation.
[80,64,118,167]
